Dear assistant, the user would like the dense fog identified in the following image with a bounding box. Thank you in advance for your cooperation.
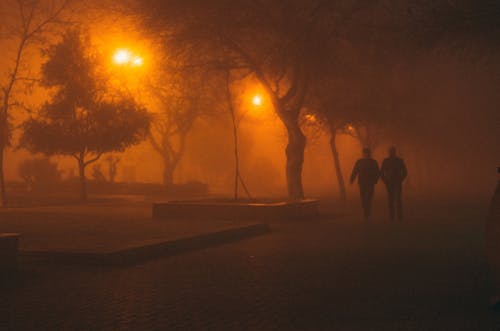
[0,0,498,203]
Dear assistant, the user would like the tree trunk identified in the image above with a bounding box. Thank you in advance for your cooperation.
[329,131,347,201]
[0,144,6,207]
[78,158,87,201]
[108,158,119,184]
[109,169,116,184]
[283,118,306,200]
[162,160,175,188]
[225,72,239,200]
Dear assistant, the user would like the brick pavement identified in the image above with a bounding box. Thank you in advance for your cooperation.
[2,203,500,330]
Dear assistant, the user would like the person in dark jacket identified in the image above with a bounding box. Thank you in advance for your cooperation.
[350,147,380,219]
[380,147,407,221]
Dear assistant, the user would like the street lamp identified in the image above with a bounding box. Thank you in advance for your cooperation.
[252,94,263,107]
[112,48,143,67]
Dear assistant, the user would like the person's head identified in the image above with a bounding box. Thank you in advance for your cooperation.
[362,147,371,158]
[389,146,397,157]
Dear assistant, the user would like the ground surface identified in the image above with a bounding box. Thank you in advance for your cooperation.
[0,201,256,252]
[1,196,500,330]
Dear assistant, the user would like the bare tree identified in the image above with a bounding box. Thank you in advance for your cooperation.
[136,0,343,199]
[148,68,213,188]
[0,0,70,206]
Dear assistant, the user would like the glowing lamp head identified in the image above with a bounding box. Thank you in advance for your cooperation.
[113,49,131,65]
[252,95,263,107]
[132,57,143,66]
[113,49,143,67]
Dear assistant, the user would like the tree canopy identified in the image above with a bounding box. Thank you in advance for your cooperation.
[21,30,150,199]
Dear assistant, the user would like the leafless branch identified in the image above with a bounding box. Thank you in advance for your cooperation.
[84,152,103,166]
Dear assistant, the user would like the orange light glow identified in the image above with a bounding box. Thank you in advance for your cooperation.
[305,114,317,123]
[132,57,143,66]
[252,95,263,107]
[113,49,131,64]
[113,49,143,67]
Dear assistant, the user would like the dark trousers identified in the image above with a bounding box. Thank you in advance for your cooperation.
[386,182,403,220]
[359,184,375,219]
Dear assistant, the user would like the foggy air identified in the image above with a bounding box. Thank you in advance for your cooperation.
[0,0,499,329]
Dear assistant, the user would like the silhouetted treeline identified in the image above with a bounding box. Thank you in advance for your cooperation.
[0,0,498,204]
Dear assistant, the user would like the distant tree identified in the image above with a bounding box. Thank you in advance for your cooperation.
[148,67,216,188]
[308,75,354,201]
[0,0,70,206]
[136,0,338,199]
[308,1,411,200]
[136,0,500,199]
[91,164,106,183]
[20,30,150,200]
[104,155,120,183]
[18,157,62,191]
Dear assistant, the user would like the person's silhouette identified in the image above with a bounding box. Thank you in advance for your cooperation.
[350,147,380,220]
[380,147,407,221]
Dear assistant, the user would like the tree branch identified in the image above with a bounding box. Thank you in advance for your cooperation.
[25,0,70,41]
[84,152,103,167]
[148,132,165,155]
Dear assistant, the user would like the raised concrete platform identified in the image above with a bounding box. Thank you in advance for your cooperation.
[153,199,320,221]
[0,201,270,266]
[21,223,269,265]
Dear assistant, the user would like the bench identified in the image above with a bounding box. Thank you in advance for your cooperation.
[0,233,20,272]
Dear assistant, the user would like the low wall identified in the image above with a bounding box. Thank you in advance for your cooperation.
[153,199,320,221]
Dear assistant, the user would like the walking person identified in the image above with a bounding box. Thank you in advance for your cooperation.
[350,147,380,220]
[380,147,407,221]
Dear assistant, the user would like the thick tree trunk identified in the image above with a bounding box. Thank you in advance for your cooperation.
[78,158,87,201]
[329,132,347,201]
[284,119,306,200]
[252,63,308,200]
[0,144,6,207]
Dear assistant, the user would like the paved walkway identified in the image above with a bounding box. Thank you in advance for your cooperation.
[2,200,500,330]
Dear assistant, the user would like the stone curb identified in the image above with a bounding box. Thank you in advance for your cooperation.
[20,223,270,266]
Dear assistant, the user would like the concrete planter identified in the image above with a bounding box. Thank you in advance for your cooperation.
[153,199,320,221]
